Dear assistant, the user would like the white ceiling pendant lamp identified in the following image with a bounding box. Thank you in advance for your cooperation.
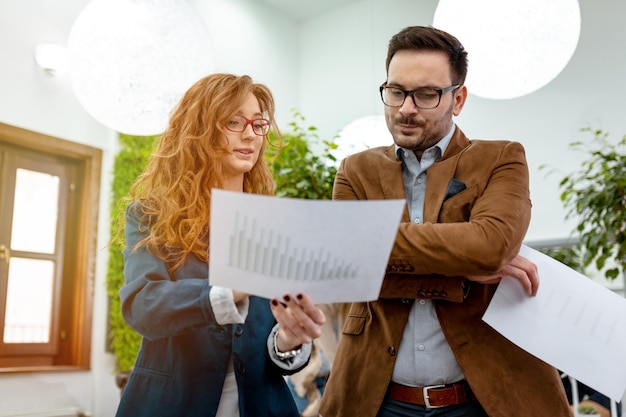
[68,0,215,135]
[433,0,580,99]
[334,115,393,161]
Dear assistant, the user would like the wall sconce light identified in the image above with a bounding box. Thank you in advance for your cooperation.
[34,43,69,75]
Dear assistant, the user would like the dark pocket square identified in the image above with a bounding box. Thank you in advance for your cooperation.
[444,178,466,201]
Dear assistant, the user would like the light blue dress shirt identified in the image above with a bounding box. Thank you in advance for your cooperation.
[391,124,466,387]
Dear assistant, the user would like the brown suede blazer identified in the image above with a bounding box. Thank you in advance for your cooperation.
[319,127,571,417]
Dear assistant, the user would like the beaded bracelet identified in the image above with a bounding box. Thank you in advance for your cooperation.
[273,329,302,360]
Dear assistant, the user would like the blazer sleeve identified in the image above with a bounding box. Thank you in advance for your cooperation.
[119,203,217,340]
[334,141,531,297]
[388,140,531,276]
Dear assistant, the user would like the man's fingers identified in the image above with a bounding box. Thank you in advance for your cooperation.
[466,254,539,297]
[507,255,540,296]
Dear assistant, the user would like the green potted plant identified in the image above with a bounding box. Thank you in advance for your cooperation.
[266,109,338,200]
[538,245,586,274]
[577,402,600,416]
[544,127,626,285]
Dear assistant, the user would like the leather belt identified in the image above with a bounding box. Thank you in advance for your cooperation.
[387,381,476,409]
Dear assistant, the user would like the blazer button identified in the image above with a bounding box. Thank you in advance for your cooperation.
[235,325,243,336]
[236,362,246,375]
[388,346,396,356]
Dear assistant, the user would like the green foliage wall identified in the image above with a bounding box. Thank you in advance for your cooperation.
[106,112,339,372]
[107,134,159,372]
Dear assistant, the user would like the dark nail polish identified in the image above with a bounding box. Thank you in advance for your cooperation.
[271,299,278,306]
[283,295,291,302]
[296,293,303,300]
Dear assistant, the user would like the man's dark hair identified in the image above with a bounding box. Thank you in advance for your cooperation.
[386,26,468,85]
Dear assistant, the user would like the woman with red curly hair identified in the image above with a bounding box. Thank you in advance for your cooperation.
[115,73,325,417]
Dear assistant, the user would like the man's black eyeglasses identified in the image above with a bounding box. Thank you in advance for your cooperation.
[379,83,460,109]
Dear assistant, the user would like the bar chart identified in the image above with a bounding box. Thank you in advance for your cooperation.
[228,212,358,281]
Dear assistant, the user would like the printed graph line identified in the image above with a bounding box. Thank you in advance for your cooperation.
[228,212,357,281]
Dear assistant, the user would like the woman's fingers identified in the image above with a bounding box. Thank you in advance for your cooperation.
[292,292,326,325]
[269,292,325,350]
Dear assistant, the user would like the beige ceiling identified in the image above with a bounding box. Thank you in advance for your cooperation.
[258,0,358,21]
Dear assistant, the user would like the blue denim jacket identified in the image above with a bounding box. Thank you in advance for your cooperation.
[115,204,302,417]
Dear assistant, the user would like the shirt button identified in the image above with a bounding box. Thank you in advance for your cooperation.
[414,218,420,224]
[418,344,425,351]
[419,299,426,305]
[417,178,423,184]
[404,151,409,158]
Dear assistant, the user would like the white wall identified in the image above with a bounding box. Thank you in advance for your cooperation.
[190,0,299,122]
[0,1,119,416]
[0,0,624,415]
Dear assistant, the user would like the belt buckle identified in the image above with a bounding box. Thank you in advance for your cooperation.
[423,384,446,409]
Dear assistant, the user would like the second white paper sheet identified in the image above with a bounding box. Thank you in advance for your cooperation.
[483,245,626,401]
[209,189,405,304]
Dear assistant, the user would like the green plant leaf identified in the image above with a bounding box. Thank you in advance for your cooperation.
[266,109,338,201]
[541,128,626,281]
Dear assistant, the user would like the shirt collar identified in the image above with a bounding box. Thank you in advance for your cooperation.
[395,124,456,162]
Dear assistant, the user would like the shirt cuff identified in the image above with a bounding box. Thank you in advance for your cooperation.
[267,324,311,370]
[210,286,249,325]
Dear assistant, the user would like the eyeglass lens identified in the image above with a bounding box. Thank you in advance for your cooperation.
[226,115,270,135]
[381,87,443,109]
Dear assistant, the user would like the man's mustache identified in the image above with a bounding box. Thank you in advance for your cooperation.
[395,116,421,126]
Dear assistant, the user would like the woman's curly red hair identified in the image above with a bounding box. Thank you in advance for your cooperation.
[128,73,281,271]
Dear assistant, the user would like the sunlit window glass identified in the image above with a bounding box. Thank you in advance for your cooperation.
[10,168,59,254]
[3,258,54,343]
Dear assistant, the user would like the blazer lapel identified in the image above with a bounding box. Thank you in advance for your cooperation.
[423,128,471,223]
[378,145,410,221]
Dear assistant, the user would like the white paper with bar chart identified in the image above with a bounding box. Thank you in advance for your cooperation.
[209,189,405,303]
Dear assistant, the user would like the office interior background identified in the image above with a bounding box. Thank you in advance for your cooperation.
[0,0,625,415]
